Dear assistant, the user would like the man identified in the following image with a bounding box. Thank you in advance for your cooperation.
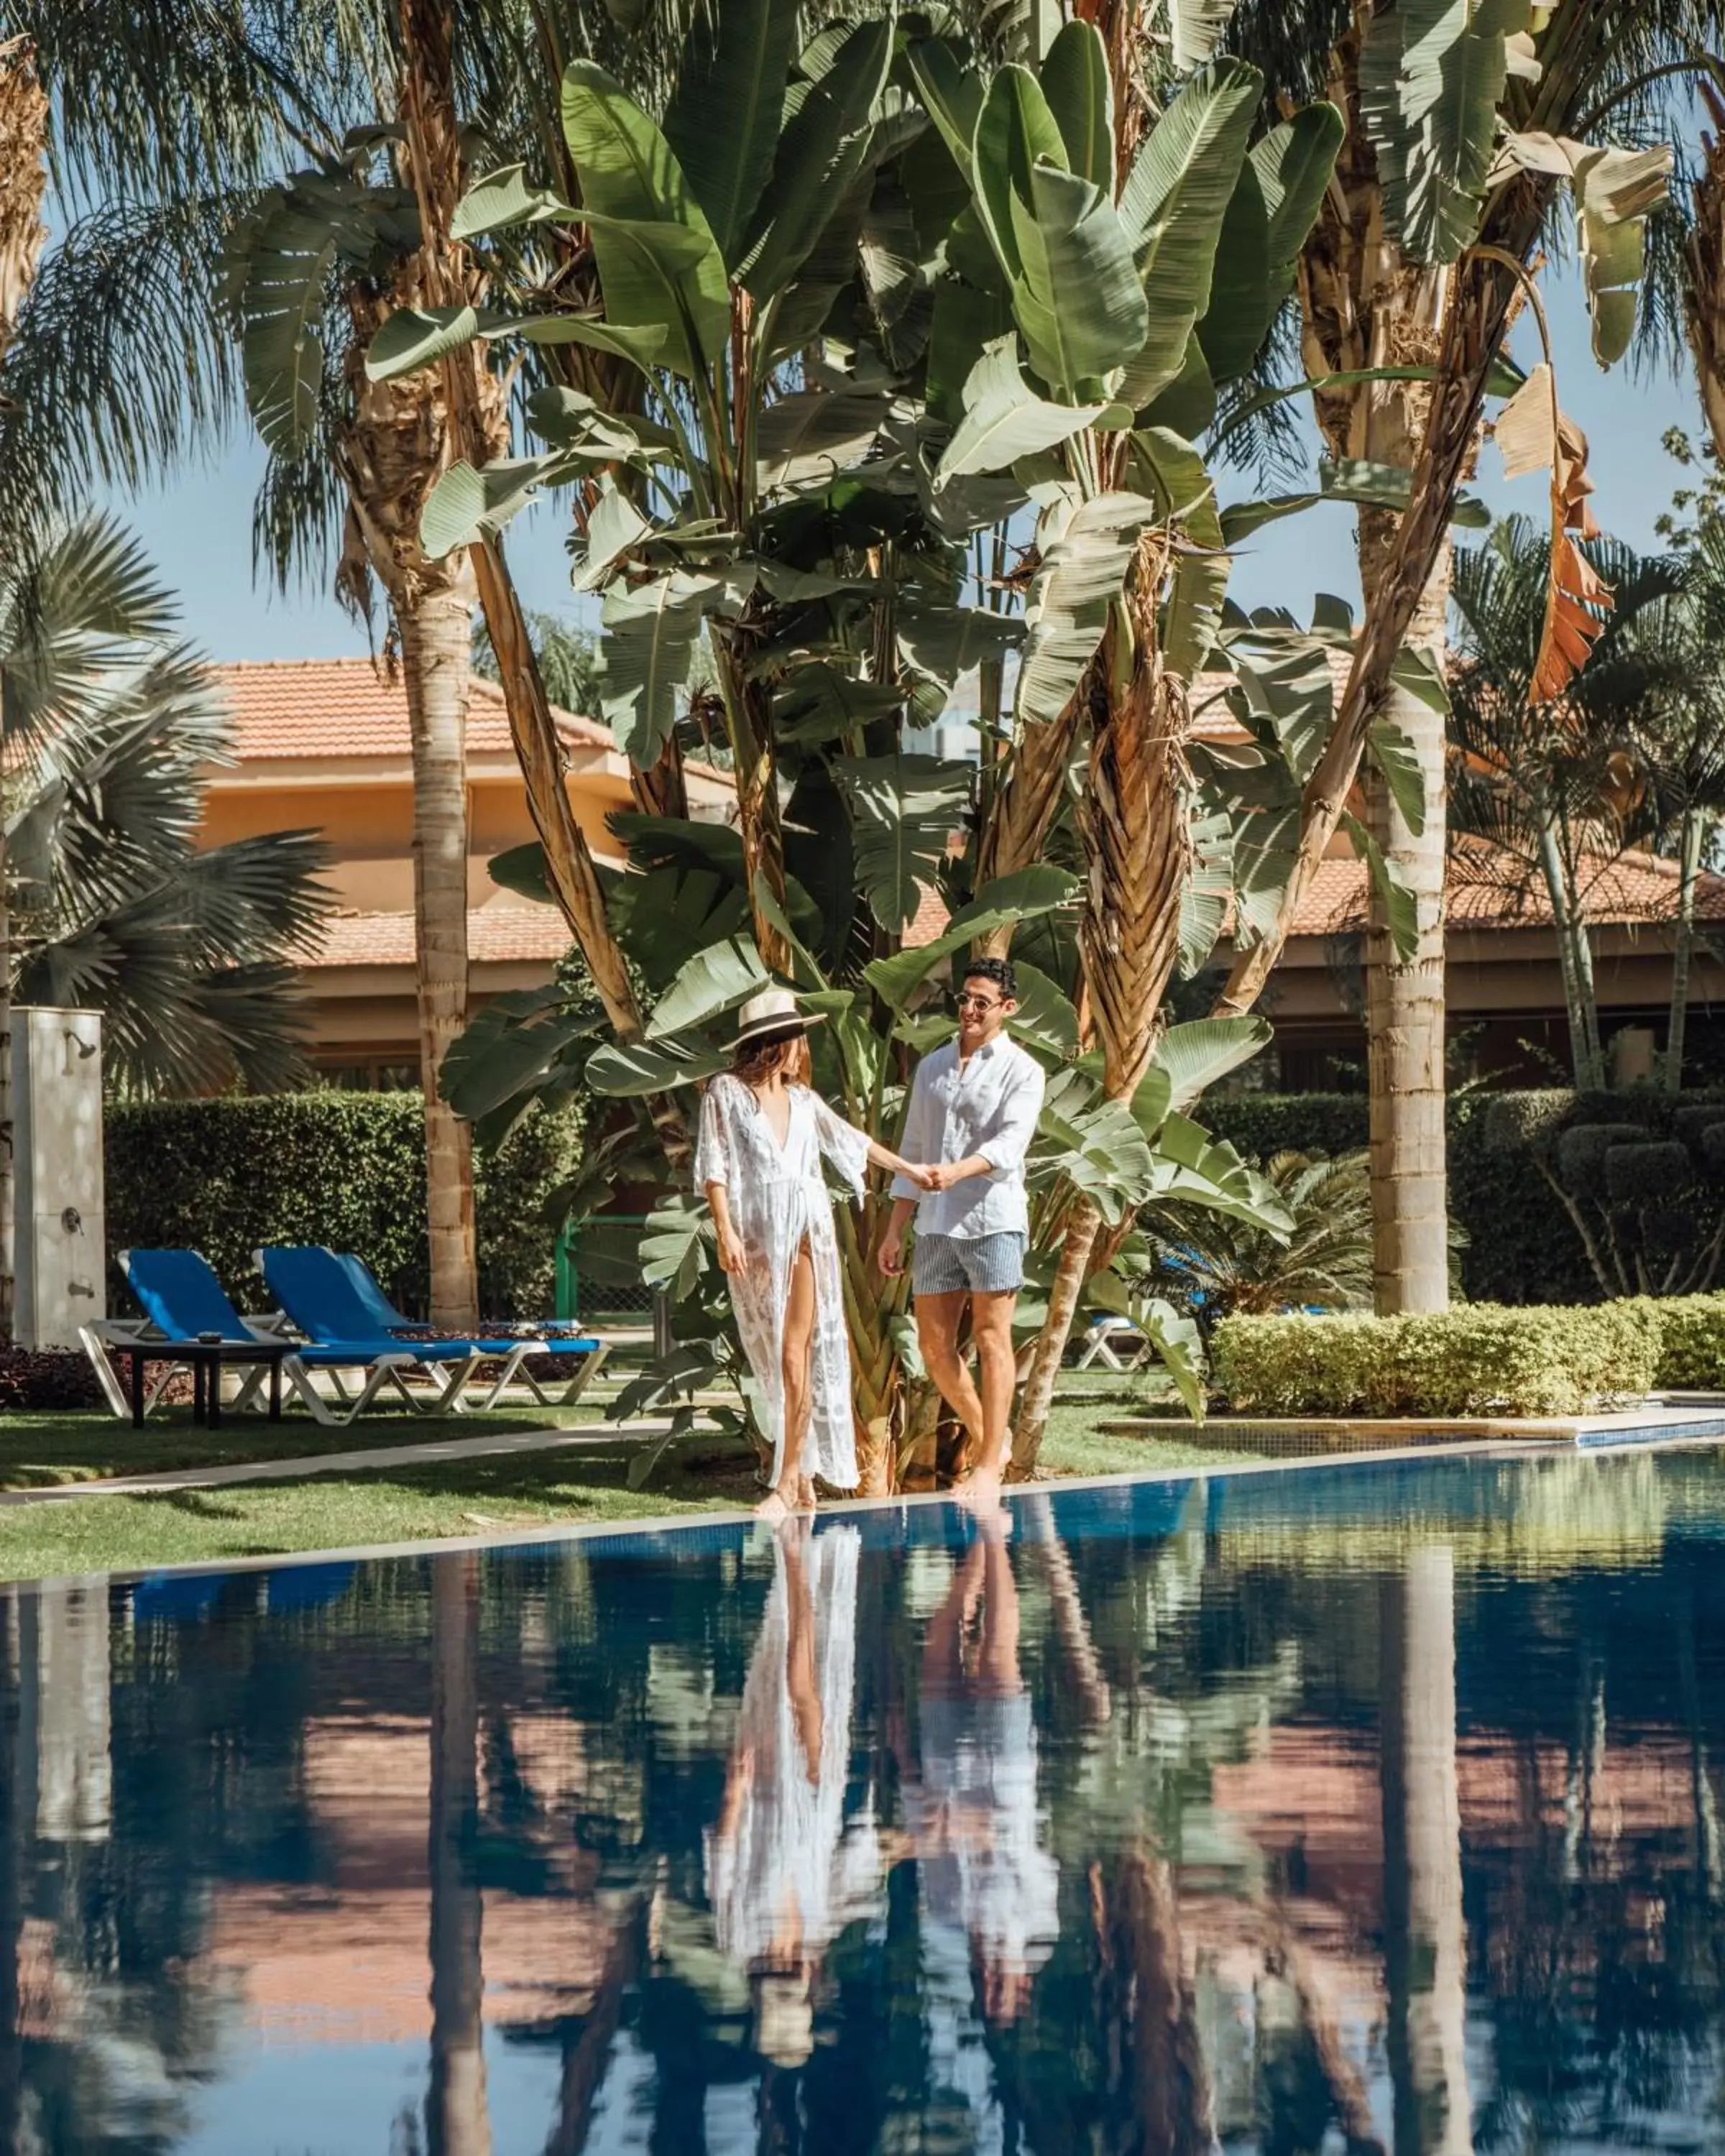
[877,956,1045,1504]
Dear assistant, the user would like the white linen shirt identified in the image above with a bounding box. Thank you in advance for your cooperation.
[890,1033,1045,1239]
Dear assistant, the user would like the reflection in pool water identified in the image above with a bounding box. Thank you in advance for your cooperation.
[1,1447,1723,2151]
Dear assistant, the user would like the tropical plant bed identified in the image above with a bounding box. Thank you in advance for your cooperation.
[1097,1402,1725,1457]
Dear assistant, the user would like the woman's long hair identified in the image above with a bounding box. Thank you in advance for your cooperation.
[731,1030,811,1086]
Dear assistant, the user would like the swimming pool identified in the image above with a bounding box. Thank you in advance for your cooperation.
[2,1445,1723,2152]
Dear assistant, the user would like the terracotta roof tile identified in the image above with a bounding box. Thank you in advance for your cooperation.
[307,906,571,969]
[901,837,1725,957]
[1283,837,1725,936]
[211,658,612,762]
[903,883,952,950]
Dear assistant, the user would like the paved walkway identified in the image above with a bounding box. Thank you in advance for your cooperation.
[0,1416,720,1508]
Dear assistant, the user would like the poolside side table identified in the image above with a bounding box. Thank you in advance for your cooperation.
[124,1340,288,1429]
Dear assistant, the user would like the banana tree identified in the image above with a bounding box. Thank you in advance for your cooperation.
[873,11,1353,1466]
[408,0,1434,1481]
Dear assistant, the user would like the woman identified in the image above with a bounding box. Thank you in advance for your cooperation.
[696,987,930,1519]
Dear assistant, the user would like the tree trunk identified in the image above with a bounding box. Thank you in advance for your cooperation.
[833,1199,909,1496]
[1666,806,1703,1092]
[0,37,50,1348]
[399,593,479,1327]
[336,291,482,1327]
[390,0,687,1170]
[973,697,1083,958]
[1015,596,1187,1475]
[1536,819,1602,1089]
[427,1554,491,2156]
[1380,1544,1472,2156]
[0,1591,22,2152]
[1684,103,1725,469]
[711,635,791,975]
[1362,520,1452,1314]
[1011,1192,1100,1478]
[1287,34,1453,1317]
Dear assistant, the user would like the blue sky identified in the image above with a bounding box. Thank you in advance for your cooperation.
[98,262,1701,667]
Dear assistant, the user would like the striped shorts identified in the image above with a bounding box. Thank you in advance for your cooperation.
[911,1230,1027,1297]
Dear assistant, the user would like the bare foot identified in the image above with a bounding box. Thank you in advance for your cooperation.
[956,1460,1008,1520]
[755,1487,794,1524]
[797,1475,817,1513]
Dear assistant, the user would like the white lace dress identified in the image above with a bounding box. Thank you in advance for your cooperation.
[706,1525,879,1970]
[695,1074,872,1491]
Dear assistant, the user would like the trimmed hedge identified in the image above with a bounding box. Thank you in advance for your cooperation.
[1639,1292,1725,1390]
[1212,1302,1661,1418]
[105,1091,580,1320]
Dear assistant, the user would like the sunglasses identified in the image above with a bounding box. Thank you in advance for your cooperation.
[953,992,1004,1013]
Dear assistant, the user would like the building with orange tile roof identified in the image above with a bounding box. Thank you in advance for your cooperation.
[203,655,1725,1089]
[200,659,735,1083]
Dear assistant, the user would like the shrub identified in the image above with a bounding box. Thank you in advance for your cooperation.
[105,1090,580,1319]
[0,1348,105,1411]
[1630,1291,1725,1390]
[1212,1300,1661,1418]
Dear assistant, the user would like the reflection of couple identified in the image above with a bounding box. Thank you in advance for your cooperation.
[707,1515,1060,2055]
[697,962,1044,1518]
[903,1507,1061,2026]
[705,1520,878,2066]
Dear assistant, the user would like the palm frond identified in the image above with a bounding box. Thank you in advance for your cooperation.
[1,513,335,1095]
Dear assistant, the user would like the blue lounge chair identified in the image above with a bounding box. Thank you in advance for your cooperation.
[98,1247,477,1427]
[259,1246,609,1413]
[329,1251,609,1410]
[79,1246,287,1423]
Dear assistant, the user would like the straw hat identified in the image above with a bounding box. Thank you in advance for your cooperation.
[733,987,824,1049]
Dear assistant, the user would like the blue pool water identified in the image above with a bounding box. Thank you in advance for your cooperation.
[4,1446,1725,2152]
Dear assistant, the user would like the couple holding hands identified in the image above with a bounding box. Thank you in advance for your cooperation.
[695,956,1044,1521]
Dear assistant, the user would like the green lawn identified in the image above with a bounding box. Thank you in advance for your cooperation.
[0,1401,604,1491]
[0,1380,1249,1581]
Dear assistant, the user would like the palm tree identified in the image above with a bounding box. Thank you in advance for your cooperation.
[397,0,659,1061]
[1448,517,1680,1089]
[0,6,348,558]
[472,609,600,717]
[1,516,333,1095]
[232,93,512,1328]
[426,1555,492,2156]
[0,32,49,1335]
[1143,1148,1377,1331]
[1216,0,1716,1044]
[1586,520,1725,1088]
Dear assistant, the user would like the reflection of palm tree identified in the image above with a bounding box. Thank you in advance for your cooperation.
[0,1590,22,2151]
[1097,1848,1215,2156]
[1380,1544,1472,2156]
[544,1909,643,2156]
[428,1554,492,2156]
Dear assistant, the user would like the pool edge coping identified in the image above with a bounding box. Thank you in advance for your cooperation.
[10,1422,1721,1594]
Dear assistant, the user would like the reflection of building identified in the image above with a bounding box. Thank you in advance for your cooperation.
[199,661,736,1084]
[908,660,1725,1087]
[203,1713,617,2046]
